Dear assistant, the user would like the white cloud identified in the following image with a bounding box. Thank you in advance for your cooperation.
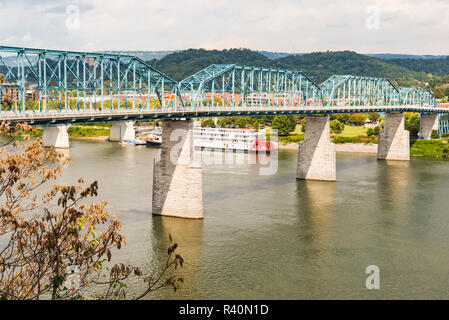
[0,0,448,54]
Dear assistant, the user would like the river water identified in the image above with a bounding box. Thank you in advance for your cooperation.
[39,139,449,299]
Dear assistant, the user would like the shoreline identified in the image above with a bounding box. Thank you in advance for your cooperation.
[278,142,378,154]
[69,136,110,141]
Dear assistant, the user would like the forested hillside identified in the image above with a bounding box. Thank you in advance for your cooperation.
[387,57,449,76]
[149,49,430,87]
[149,49,272,81]
[274,51,427,85]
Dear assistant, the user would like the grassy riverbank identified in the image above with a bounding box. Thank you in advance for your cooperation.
[410,139,449,159]
[278,128,449,159]
[24,126,110,138]
[68,126,110,137]
[278,124,377,145]
[16,124,449,160]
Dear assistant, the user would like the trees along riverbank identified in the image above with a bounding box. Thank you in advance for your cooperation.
[13,113,449,159]
[272,113,449,160]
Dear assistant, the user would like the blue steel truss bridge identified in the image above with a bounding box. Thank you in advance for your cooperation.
[2,46,449,220]
[0,46,448,130]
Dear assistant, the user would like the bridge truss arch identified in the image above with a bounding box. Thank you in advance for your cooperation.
[177,64,322,109]
[399,87,436,106]
[319,75,402,108]
[0,46,181,114]
[0,46,446,126]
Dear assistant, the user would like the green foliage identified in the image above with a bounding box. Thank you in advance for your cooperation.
[433,87,444,99]
[217,116,268,129]
[20,128,44,137]
[330,119,344,134]
[251,119,260,130]
[366,126,381,137]
[431,129,440,139]
[93,123,112,127]
[201,118,216,128]
[273,51,428,84]
[260,116,274,125]
[330,114,349,124]
[368,113,381,123]
[404,113,420,138]
[149,48,272,81]
[235,117,249,128]
[147,49,431,86]
[332,135,378,144]
[387,57,449,77]
[410,139,449,158]
[300,118,306,133]
[332,136,362,143]
[347,114,366,126]
[279,134,304,145]
[217,117,235,128]
[67,126,110,137]
[272,115,296,136]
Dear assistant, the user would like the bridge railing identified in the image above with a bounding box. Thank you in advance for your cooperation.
[1,103,447,124]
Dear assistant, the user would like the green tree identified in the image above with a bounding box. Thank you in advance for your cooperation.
[405,113,420,138]
[331,114,349,124]
[235,117,250,128]
[272,115,296,136]
[300,118,306,133]
[367,126,380,136]
[444,87,449,98]
[433,87,444,99]
[368,113,381,123]
[251,119,260,130]
[217,117,235,128]
[330,119,345,134]
[201,118,216,128]
[260,116,274,125]
[348,114,366,126]
[431,129,440,139]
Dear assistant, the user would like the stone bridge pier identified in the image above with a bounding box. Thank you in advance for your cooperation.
[377,113,410,161]
[152,119,203,219]
[296,116,336,181]
[419,113,439,139]
[42,125,70,148]
[109,121,135,142]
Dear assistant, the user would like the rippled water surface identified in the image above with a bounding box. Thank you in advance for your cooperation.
[46,139,449,299]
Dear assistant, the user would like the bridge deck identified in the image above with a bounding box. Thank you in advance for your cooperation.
[1,105,447,126]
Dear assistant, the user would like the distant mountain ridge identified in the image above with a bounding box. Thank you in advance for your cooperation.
[367,53,448,60]
[100,50,177,61]
[97,50,448,61]
[1,49,447,67]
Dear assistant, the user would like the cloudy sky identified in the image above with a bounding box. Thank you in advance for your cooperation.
[0,0,448,54]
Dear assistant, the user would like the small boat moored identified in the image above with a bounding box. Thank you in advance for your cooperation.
[134,138,146,145]
[120,139,135,145]
[145,129,162,147]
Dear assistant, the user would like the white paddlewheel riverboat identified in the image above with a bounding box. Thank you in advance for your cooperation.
[193,126,275,152]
